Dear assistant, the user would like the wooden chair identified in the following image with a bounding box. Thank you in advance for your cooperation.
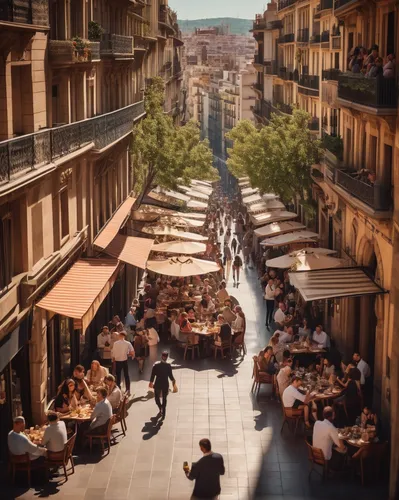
[351,441,388,486]
[87,417,114,455]
[45,432,77,482]
[183,334,200,360]
[9,452,46,486]
[305,439,329,480]
[112,394,128,440]
[280,405,304,435]
[211,339,232,359]
[251,356,273,397]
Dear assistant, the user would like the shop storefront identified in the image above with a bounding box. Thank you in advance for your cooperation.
[0,316,32,463]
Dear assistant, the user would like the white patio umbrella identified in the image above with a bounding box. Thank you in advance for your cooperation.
[185,190,210,200]
[172,212,206,220]
[159,216,204,228]
[151,241,207,255]
[146,256,220,277]
[260,230,319,247]
[191,179,212,187]
[266,249,343,270]
[141,226,208,241]
[187,200,208,210]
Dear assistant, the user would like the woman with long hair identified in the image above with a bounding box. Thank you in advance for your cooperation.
[54,379,78,413]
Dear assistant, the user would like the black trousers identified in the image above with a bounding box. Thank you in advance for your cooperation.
[115,360,130,392]
[266,300,275,325]
[154,387,168,412]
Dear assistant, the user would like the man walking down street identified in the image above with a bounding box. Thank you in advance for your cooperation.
[185,438,225,499]
[223,243,232,283]
[111,330,135,395]
[149,351,176,419]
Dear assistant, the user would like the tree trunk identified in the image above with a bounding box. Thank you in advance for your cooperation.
[132,170,156,211]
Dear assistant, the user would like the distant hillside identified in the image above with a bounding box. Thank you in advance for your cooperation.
[179,18,253,36]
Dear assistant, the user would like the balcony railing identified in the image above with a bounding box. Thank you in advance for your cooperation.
[278,0,297,11]
[334,0,356,11]
[278,33,295,44]
[254,54,264,66]
[253,16,267,30]
[308,117,320,131]
[322,68,341,81]
[100,34,134,56]
[336,169,391,211]
[274,100,293,115]
[321,30,330,43]
[332,36,342,49]
[337,74,397,109]
[0,0,49,26]
[0,101,145,185]
[320,0,333,9]
[253,83,263,92]
[279,67,295,81]
[159,4,176,31]
[49,40,100,64]
[264,60,277,75]
[299,75,320,90]
[267,20,283,30]
[297,28,309,43]
[310,34,321,43]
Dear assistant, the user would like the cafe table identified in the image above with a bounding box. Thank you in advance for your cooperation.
[24,425,47,444]
[338,425,378,448]
[289,342,326,355]
[59,404,93,422]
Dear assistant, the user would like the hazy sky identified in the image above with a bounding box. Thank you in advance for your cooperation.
[168,0,269,20]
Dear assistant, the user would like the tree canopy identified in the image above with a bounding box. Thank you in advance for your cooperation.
[131,77,218,207]
[226,108,321,204]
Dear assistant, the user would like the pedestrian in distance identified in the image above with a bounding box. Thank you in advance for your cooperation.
[111,330,135,396]
[149,351,177,419]
[184,438,225,499]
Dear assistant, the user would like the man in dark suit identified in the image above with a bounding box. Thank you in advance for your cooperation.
[149,351,176,418]
[185,438,225,499]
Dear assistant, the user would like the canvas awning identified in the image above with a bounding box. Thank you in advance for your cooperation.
[172,212,206,220]
[101,234,154,269]
[185,190,209,200]
[36,258,120,332]
[93,196,136,249]
[191,184,213,195]
[243,193,263,205]
[267,252,345,271]
[267,199,285,210]
[161,189,191,202]
[241,187,258,196]
[191,179,212,187]
[261,230,319,247]
[141,225,208,241]
[254,221,306,238]
[288,267,387,302]
[187,200,207,210]
[250,211,297,227]
[159,216,204,228]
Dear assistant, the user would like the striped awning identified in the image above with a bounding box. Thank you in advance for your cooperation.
[94,196,136,249]
[101,234,154,269]
[288,267,386,302]
[36,259,120,331]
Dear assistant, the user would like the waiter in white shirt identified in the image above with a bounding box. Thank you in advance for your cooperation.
[111,330,135,395]
[8,416,47,462]
[352,352,371,386]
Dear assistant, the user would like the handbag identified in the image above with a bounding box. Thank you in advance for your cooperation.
[172,382,178,393]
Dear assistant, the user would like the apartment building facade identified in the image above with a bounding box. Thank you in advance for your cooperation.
[253,1,399,497]
[0,0,182,463]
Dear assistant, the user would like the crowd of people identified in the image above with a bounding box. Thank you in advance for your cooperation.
[348,44,395,78]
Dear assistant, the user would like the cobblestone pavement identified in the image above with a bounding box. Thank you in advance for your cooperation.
[4,268,387,500]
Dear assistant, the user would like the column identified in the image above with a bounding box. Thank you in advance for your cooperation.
[30,308,48,424]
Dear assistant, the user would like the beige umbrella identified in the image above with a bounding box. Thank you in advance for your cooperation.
[141,225,208,241]
[187,200,207,210]
[185,190,209,200]
[159,216,204,228]
[260,230,319,246]
[266,250,344,270]
[152,241,207,255]
[146,256,220,277]
[191,179,212,187]
[172,212,206,220]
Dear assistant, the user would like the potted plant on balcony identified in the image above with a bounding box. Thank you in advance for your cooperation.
[72,36,90,61]
[88,20,104,41]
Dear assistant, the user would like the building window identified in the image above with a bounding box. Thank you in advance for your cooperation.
[31,203,44,266]
[0,215,12,290]
[60,188,69,240]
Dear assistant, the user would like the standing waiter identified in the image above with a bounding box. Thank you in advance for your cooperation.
[149,351,177,419]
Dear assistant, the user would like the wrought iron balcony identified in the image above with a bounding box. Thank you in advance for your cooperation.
[336,169,391,211]
[297,28,309,43]
[278,0,297,11]
[299,74,320,90]
[253,16,267,30]
[264,60,277,75]
[274,100,293,115]
[337,74,397,110]
[278,33,295,44]
[49,40,100,65]
[0,0,49,26]
[308,117,320,131]
[321,30,330,43]
[254,54,264,66]
[334,0,357,12]
[267,20,283,30]
[134,36,149,50]
[159,4,176,32]
[0,101,145,185]
[320,0,333,10]
[322,68,341,81]
[310,34,321,43]
[278,67,295,81]
[332,36,341,49]
[100,34,134,57]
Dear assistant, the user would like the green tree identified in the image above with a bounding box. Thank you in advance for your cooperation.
[131,77,218,208]
[226,108,321,205]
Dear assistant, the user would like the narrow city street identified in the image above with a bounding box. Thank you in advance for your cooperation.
[4,268,385,500]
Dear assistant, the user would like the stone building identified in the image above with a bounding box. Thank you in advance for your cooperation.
[252,1,398,497]
[0,0,182,463]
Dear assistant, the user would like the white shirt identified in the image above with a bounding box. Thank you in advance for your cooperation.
[42,421,67,452]
[278,331,293,344]
[264,284,275,301]
[86,366,108,385]
[232,315,244,332]
[170,320,180,340]
[90,398,113,430]
[111,339,135,361]
[8,431,47,460]
[274,308,286,325]
[312,330,328,348]
[107,384,122,410]
[313,419,341,460]
[282,384,306,408]
[356,359,371,385]
[277,366,291,396]
[97,332,111,349]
